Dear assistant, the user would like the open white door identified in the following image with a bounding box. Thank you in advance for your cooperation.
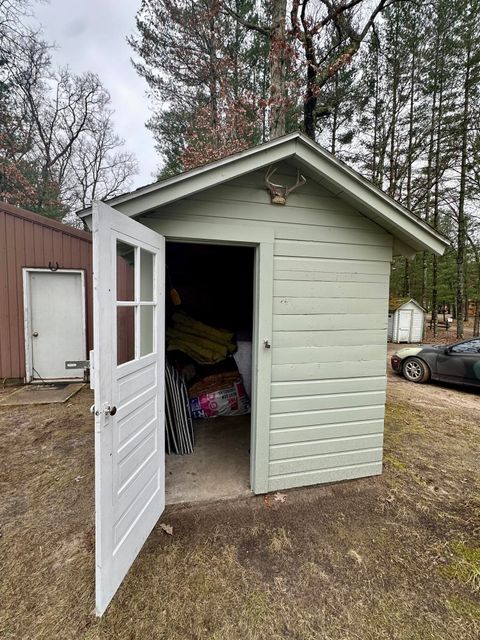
[92,201,165,616]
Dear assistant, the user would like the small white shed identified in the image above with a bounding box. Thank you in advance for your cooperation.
[388,298,425,343]
[79,133,448,615]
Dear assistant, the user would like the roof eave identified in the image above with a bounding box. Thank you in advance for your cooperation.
[77,133,300,218]
[78,132,449,257]
[293,138,448,256]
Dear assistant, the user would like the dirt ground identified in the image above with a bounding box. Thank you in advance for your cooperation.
[1,358,479,640]
[423,320,476,345]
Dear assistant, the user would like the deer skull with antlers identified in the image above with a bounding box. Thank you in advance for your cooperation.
[264,166,307,205]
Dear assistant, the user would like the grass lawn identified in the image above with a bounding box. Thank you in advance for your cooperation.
[0,367,479,640]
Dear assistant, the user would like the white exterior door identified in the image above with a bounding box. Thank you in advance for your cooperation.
[26,270,86,381]
[397,309,413,342]
[92,201,165,616]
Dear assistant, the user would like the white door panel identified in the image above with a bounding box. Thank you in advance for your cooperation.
[397,310,412,342]
[28,271,85,379]
[93,201,165,616]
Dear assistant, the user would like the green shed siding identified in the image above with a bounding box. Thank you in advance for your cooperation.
[146,161,392,492]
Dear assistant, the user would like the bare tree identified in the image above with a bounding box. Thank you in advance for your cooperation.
[1,1,138,217]
[13,45,111,209]
[64,112,138,211]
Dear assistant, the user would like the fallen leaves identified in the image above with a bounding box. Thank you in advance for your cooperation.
[348,549,363,565]
[264,492,287,508]
[160,523,173,536]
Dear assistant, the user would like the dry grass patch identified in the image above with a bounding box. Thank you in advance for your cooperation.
[268,527,293,553]
[441,542,480,591]
[1,379,480,639]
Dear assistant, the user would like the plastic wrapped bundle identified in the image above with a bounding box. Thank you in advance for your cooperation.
[188,371,250,419]
[166,311,236,364]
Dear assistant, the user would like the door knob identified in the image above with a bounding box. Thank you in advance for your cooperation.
[90,404,117,417]
[32,331,39,337]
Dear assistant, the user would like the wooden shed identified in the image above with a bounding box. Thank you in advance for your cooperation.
[0,203,92,382]
[388,298,426,343]
[79,133,448,614]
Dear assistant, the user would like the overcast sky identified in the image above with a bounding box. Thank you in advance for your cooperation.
[32,0,159,188]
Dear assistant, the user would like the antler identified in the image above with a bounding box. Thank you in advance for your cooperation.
[264,165,307,204]
[285,171,307,196]
[265,166,284,190]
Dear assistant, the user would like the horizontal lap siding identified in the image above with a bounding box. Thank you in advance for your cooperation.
[270,420,385,445]
[273,330,387,347]
[271,390,386,413]
[270,201,389,487]
[153,163,392,491]
[274,281,388,298]
[272,360,386,382]
[273,345,386,364]
[273,314,387,331]
[267,460,383,491]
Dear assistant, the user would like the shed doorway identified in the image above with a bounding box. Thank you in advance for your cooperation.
[164,241,255,504]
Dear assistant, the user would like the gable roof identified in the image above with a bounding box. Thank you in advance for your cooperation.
[389,297,426,313]
[78,133,448,257]
[1,201,91,242]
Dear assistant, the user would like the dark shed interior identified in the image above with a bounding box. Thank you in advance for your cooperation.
[164,241,255,504]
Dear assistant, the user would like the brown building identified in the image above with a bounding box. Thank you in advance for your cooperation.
[0,202,93,382]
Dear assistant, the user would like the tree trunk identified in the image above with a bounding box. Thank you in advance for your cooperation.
[331,75,338,154]
[456,42,471,339]
[402,44,415,299]
[303,26,317,141]
[207,15,219,145]
[269,0,287,139]
[388,11,400,198]
[431,38,445,338]
[371,44,380,184]
[421,17,441,311]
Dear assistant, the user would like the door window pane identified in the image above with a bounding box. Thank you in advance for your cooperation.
[140,249,154,302]
[117,306,135,365]
[117,241,135,301]
[140,305,154,356]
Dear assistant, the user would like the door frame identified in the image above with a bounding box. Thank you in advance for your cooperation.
[22,268,87,383]
[142,218,274,495]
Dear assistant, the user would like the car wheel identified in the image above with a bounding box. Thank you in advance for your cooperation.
[403,357,430,383]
